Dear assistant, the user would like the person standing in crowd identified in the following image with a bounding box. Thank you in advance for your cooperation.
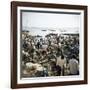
[56,35,60,45]
[50,60,61,76]
[56,54,66,75]
[37,40,40,49]
[63,59,70,76]
[48,38,51,46]
[69,55,79,75]
[43,68,48,77]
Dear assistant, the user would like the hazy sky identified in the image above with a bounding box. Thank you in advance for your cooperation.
[22,11,81,36]
[22,11,81,28]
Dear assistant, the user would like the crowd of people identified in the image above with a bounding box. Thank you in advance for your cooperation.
[21,30,79,78]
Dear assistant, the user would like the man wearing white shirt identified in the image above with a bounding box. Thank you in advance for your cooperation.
[69,55,79,75]
[56,55,66,75]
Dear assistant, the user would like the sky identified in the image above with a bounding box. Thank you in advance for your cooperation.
[22,11,81,36]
